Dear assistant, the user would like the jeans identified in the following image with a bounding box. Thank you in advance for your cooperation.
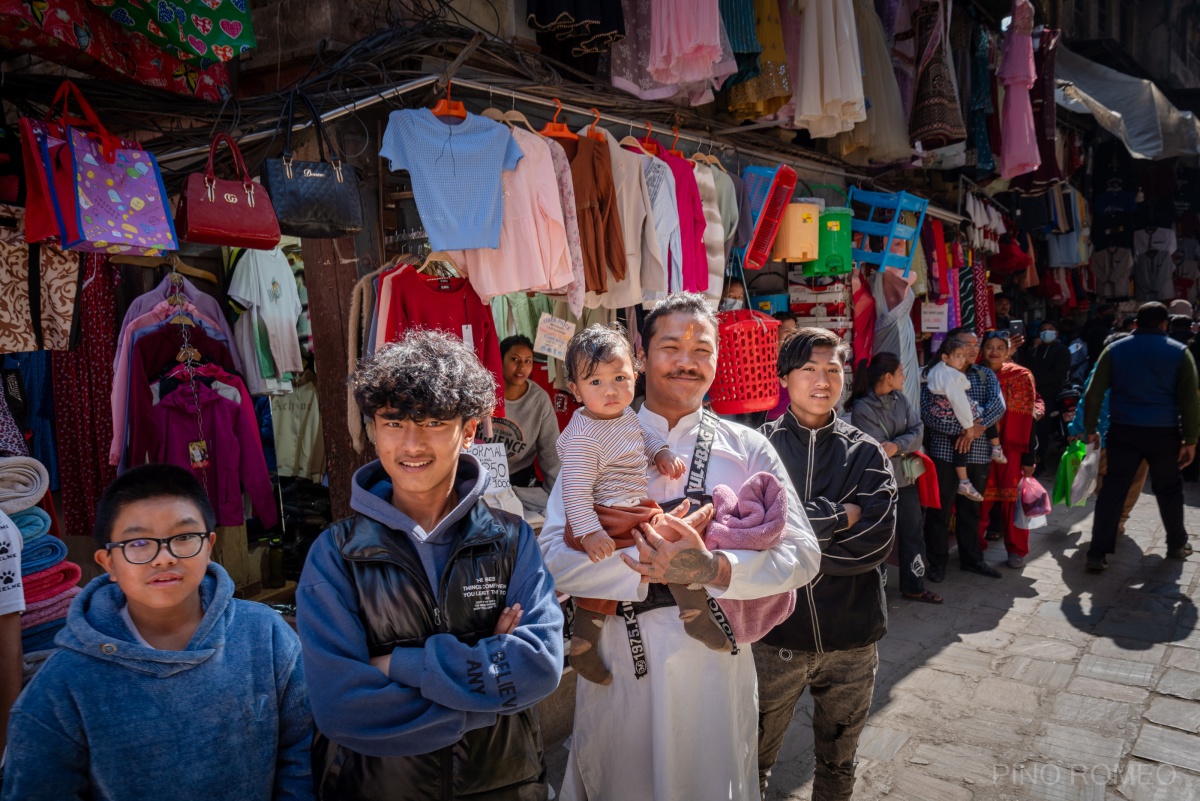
[1088,424,1188,557]
[925,459,989,571]
[894,485,927,595]
[755,641,878,801]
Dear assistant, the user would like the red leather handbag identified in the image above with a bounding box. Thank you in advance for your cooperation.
[176,132,281,249]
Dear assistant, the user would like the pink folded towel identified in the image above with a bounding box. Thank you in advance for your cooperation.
[22,561,82,605]
[20,585,81,629]
[706,472,796,643]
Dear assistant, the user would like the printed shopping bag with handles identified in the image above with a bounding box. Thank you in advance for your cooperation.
[40,82,176,256]
[21,80,109,244]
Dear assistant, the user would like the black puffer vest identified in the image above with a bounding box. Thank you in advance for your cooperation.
[312,503,548,801]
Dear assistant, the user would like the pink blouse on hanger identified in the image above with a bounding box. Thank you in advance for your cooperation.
[447,128,572,302]
[998,0,1040,179]
[656,148,709,293]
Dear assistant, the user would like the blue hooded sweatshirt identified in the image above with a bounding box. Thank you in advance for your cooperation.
[296,454,564,758]
[1,563,313,801]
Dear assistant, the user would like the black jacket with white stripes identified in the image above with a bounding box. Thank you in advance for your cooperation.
[759,410,897,653]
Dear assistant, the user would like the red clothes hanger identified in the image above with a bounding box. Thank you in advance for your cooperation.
[637,122,660,156]
[431,81,467,120]
[585,107,606,142]
[668,128,684,158]
[539,99,578,141]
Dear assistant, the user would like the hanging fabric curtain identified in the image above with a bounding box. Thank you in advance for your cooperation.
[1055,45,1200,160]
[0,0,230,100]
[85,0,255,62]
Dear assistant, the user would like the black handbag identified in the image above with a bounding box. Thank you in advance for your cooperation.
[261,91,364,239]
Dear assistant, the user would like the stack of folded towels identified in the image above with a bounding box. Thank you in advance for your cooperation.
[2,457,82,667]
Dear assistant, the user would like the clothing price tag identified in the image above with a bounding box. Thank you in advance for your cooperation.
[469,442,510,490]
[533,313,575,361]
[920,302,949,333]
[462,324,473,344]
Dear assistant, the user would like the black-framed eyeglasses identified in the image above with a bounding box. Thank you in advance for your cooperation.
[104,532,211,565]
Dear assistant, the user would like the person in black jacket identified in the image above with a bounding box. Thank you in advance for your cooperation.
[1017,320,1072,466]
[757,328,897,801]
[296,330,564,801]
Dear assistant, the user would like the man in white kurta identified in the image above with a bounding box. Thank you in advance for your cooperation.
[540,294,822,801]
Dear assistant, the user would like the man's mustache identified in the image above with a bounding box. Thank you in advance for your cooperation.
[665,370,704,379]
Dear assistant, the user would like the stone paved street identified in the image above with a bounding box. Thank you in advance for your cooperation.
[761,478,1200,801]
[546,478,1200,800]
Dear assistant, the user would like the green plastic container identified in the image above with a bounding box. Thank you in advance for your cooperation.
[806,206,854,277]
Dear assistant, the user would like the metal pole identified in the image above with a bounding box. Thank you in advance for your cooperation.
[155,75,438,162]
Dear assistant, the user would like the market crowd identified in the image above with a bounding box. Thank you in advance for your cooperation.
[0,292,1195,801]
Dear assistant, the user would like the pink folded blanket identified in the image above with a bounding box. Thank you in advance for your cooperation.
[20,585,81,629]
[706,472,796,643]
[22,561,82,605]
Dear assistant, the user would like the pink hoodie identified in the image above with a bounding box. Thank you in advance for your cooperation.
[151,383,278,529]
[705,472,796,643]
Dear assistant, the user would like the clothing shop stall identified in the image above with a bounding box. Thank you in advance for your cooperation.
[0,80,335,625]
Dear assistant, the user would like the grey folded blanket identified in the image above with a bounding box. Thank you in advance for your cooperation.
[0,456,49,514]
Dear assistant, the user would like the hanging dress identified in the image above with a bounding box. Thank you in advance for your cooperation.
[720,0,762,86]
[967,24,996,174]
[997,0,1039,179]
[837,0,913,164]
[649,0,724,85]
[726,0,792,120]
[612,0,736,105]
[1009,28,1062,192]
[908,0,966,149]
[793,0,866,138]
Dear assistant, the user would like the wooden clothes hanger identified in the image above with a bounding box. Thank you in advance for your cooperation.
[481,87,506,123]
[539,99,578,141]
[110,253,219,286]
[705,140,729,172]
[619,120,653,156]
[419,250,462,279]
[431,80,467,120]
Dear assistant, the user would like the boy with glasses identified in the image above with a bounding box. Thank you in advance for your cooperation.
[1,464,314,801]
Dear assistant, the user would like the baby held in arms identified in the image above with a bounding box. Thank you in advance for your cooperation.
[556,324,731,685]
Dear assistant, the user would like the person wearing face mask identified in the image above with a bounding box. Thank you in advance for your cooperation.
[719,282,746,311]
[1017,321,1072,467]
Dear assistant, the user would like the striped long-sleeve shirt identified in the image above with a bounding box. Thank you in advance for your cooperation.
[557,407,669,538]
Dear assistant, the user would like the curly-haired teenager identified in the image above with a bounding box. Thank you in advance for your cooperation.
[296,329,564,800]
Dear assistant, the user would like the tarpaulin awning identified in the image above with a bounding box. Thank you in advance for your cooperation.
[1055,45,1200,160]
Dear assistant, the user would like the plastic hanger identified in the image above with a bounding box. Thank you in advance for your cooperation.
[539,99,578,141]
[637,122,661,156]
[585,108,607,142]
[431,80,467,120]
[668,128,684,158]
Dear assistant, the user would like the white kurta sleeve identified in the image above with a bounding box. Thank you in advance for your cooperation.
[707,432,822,601]
[538,475,649,602]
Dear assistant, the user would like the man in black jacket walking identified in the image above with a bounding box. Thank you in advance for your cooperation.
[757,328,897,801]
[1017,320,1072,465]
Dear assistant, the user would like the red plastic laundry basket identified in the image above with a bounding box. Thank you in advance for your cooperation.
[709,309,782,414]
